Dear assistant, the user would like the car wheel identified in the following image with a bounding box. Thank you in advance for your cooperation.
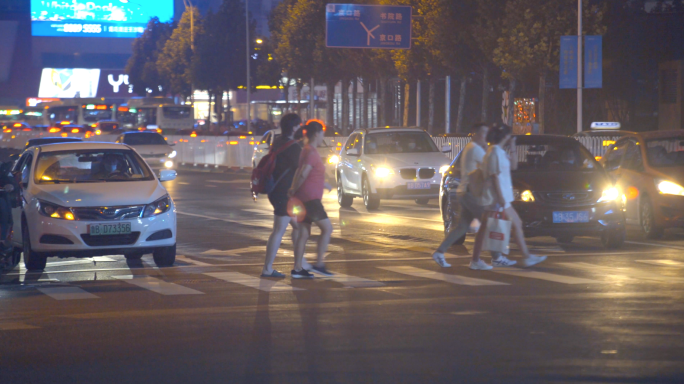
[415,198,430,205]
[22,220,46,271]
[362,176,380,211]
[337,179,353,208]
[602,229,626,249]
[124,252,144,260]
[556,235,574,244]
[443,195,465,245]
[640,196,664,239]
[153,244,176,267]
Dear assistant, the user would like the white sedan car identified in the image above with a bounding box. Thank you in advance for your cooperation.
[116,131,176,170]
[336,128,451,210]
[252,129,337,176]
[11,142,177,270]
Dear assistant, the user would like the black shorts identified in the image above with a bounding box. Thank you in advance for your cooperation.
[302,199,328,224]
[268,193,289,217]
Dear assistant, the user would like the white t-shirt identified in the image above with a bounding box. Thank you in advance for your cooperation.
[483,145,514,208]
[456,142,486,194]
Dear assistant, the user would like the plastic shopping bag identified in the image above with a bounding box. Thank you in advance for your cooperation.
[482,211,511,254]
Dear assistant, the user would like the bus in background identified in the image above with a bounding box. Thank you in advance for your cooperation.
[0,107,23,123]
[42,98,115,131]
[116,105,137,129]
[127,97,194,134]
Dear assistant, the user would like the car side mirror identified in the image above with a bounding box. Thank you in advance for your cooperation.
[441,145,451,153]
[159,169,177,182]
[346,148,359,156]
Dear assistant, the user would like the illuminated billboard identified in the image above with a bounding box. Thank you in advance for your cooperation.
[31,1,174,38]
[38,68,101,98]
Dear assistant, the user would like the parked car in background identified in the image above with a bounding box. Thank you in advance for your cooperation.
[1,122,32,133]
[337,128,452,210]
[90,120,122,135]
[440,135,626,248]
[115,132,176,170]
[600,130,684,238]
[11,142,178,270]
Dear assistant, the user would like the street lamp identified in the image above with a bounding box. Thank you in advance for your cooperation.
[246,0,251,133]
[255,38,263,45]
[183,0,195,108]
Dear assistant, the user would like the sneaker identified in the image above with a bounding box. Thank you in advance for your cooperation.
[521,255,547,268]
[469,260,493,271]
[260,270,286,278]
[301,259,313,271]
[311,265,334,276]
[432,252,452,268]
[492,256,517,267]
[291,269,314,279]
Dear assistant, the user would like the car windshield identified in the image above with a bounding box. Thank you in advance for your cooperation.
[365,131,438,154]
[123,133,168,146]
[163,106,192,119]
[646,137,684,167]
[35,149,154,184]
[511,142,598,171]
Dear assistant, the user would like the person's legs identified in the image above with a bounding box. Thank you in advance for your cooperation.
[503,207,530,257]
[313,218,333,266]
[263,215,293,274]
[436,194,475,253]
[293,222,312,271]
[471,215,488,263]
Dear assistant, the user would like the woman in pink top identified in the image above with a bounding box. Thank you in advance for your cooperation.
[288,121,333,278]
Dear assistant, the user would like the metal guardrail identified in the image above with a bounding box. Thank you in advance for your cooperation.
[1,131,623,168]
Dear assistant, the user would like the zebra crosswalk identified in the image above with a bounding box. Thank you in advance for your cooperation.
[4,258,684,303]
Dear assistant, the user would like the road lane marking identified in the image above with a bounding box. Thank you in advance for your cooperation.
[0,322,40,331]
[178,182,190,185]
[635,259,684,268]
[207,179,247,184]
[379,266,508,286]
[319,272,385,288]
[204,272,303,292]
[625,241,684,251]
[558,262,684,283]
[113,275,204,295]
[175,255,213,266]
[37,286,99,300]
[19,256,116,271]
[491,269,604,285]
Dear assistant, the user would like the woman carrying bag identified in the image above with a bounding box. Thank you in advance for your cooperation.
[470,124,547,270]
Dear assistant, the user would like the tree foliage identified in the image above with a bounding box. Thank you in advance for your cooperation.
[125,17,174,96]
[156,7,203,98]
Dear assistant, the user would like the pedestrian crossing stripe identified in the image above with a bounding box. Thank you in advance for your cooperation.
[318,272,385,288]
[379,266,509,286]
[37,286,99,300]
[491,269,604,285]
[204,272,304,292]
[558,262,684,283]
[635,259,684,268]
[113,275,204,295]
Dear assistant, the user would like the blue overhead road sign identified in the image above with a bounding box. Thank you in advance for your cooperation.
[326,4,412,49]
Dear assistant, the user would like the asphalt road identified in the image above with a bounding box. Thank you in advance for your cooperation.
[2,170,684,383]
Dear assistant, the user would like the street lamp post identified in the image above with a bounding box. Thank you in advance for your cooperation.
[183,0,195,109]
[246,0,251,134]
[577,0,582,133]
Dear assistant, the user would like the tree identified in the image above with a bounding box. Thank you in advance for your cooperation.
[125,17,174,96]
[494,0,606,132]
[157,7,203,98]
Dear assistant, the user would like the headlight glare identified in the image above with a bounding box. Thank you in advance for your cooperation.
[657,180,684,196]
[328,154,339,164]
[168,150,177,158]
[374,167,393,178]
[598,187,619,202]
[143,196,171,218]
[520,190,535,202]
[439,165,450,174]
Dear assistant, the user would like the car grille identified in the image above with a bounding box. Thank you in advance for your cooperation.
[81,232,140,247]
[536,192,597,206]
[72,206,144,221]
[399,169,417,180]
[418,168,435,179]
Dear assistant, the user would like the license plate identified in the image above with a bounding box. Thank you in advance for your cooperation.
[552,211,589,223]
[89,223,132,236]
[407,182,431,190]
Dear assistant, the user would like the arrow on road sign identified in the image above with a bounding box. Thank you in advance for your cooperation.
[360,22,379,46]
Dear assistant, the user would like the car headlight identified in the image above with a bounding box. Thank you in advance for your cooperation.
[39,200,76,220]
[168,150,177,158]
[439,165,450,174]
[164,160,173,169]
[598,187,619,202]
[143,195,172,218]
[374,167,394,178]
[514,189,535,202]
[656,180,684,196]
[328,154,339,165]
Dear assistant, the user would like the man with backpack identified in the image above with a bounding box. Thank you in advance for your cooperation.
[260,113,303,278]
[430,123,516,269]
